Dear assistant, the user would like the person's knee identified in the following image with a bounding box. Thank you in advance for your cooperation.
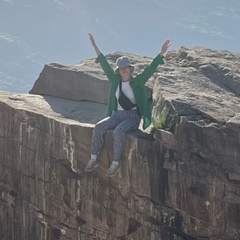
[113,128,125,137]
[94,122,106,133]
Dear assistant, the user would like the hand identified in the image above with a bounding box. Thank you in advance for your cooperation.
[160,40,171,56]
[88,33,96,47]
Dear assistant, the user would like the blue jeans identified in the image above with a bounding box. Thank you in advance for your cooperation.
[91,109,141,162]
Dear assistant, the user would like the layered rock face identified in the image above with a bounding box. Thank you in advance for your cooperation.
[0,47,240,240]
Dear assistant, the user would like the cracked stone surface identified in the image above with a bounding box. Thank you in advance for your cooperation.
[1,47,240,240]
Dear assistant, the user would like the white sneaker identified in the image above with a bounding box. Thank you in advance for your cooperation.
[106,162,120,177]
[84,159,99,172]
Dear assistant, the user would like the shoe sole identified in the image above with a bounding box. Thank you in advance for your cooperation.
[105,167,120,177]
[84,163,99,172]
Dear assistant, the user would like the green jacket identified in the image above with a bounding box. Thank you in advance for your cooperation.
[96,53,164,129]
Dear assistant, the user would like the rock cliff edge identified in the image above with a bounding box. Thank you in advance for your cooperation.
[0,47,240,240]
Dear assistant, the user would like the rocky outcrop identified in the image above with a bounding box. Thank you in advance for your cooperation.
[29,52,154,104]
[1,47,240,240]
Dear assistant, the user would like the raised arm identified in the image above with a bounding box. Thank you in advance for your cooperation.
[135,39,171,84]
[88,33,116,81]
[88,33,101,56]
[160,39,171,57]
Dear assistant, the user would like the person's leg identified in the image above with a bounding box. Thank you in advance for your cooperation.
[106,110,141,176]
[112,117,140,162]
[91,113,121,155]
[85,112,121,171]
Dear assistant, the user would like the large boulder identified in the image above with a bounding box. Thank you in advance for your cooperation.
[151,47,240,130]
[29,48,240,130]
[29,52,154,104]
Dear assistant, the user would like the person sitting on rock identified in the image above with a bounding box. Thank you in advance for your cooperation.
[85,33,171,177]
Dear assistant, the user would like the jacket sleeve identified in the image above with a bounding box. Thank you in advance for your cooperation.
[136,54,164,84]
[95,53,116,82]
